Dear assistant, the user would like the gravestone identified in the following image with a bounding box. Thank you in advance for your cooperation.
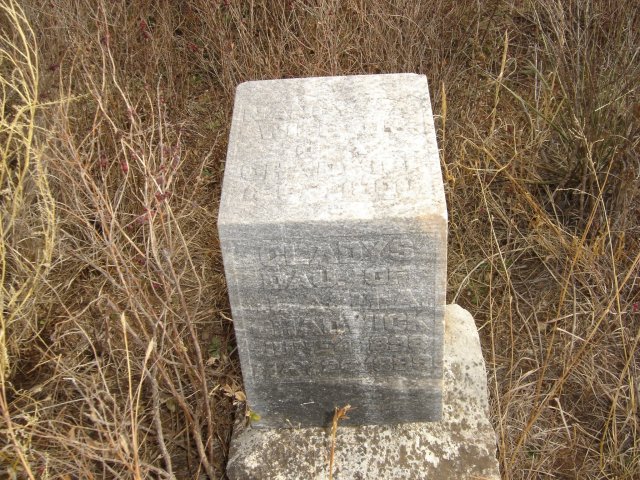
[217,74,447,428]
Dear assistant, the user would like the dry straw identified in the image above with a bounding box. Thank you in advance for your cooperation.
[1,0,638,478]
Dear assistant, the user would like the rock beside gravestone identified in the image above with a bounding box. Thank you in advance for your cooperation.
[218,74,447,428]
[226,304,500,480]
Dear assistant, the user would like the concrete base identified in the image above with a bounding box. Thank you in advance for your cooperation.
[226,304,500,480]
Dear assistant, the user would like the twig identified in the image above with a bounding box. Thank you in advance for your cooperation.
[490,30,509,135]
[328,404,351,480]
[149,365,175,479]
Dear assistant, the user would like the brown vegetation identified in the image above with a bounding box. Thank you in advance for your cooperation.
[1,0,638,478]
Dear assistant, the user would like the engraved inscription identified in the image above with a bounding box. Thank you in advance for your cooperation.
[229,233,440,383]
[257,235,424,266]
[225,82,435,209]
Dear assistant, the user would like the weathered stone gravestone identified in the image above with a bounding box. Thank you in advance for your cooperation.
[219,74,500,479]
[218,74,447,428]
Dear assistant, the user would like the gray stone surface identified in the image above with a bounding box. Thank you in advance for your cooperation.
[218,74,447,427]
[226,305,500,480]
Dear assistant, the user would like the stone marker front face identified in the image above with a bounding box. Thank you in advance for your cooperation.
[218,74,447,427]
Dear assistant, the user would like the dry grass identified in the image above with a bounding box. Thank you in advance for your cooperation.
[0,0,638,478]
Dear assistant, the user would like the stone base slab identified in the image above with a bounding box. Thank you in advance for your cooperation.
[226,304,500,479]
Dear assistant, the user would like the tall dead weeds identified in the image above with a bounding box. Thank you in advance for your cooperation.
[0,0,638,478]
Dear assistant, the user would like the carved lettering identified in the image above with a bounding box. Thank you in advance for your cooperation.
[310,243,339,264]
[233,233,438,381]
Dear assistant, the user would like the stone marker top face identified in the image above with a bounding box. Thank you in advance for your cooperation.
[218,73,446,225]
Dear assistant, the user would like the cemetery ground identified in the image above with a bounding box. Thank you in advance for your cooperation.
[0,0,638,478]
